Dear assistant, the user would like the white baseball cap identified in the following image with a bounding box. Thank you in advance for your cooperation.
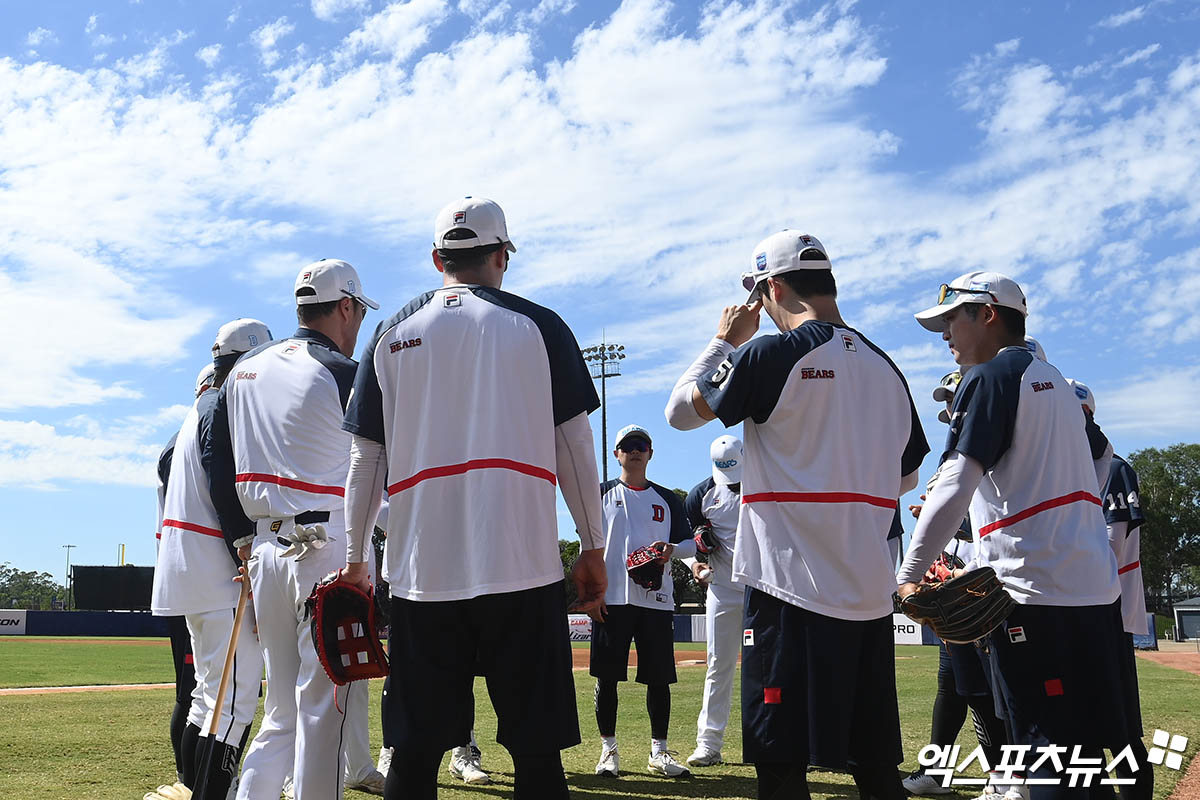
[212,318,272,367]
[1065,378,1096,415]
[1022,335,1047,361]
[434,196,517,253]
[295,259,379,310]
[741,230,830,300]
[194,363,216,396]
[613,424,652,450]
[710,435,743,485]
[914,271,1029,332]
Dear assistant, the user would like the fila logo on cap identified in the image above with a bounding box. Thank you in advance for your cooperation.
[302,271,311,282]
[454,211,466,224]
[800,235,816,246]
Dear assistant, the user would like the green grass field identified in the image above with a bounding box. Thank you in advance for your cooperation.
[1,640,1197,800]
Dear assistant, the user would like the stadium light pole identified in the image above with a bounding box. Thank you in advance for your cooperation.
[580,341,626,483]
[63,544,76,611]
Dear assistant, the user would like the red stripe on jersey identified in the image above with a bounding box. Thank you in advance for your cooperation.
[1117,560,1140,575]
[977,491,1102,537]
[235,473,346,497]
[742,492,897,509]
[162,519,224,539]
[387,458,557,495]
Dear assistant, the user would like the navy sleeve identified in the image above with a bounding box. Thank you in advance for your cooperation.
[684,478,713,529]
[1085,415,1110,462]
[203,385,255,549]
[1104,457,1145,532]
[650,483,692,545]
[471,288,600,426]
[344,330,386,445]
[309,343,357,412]
[157,433,177,493]
[945,351,1030,471]
[697,324,832,427]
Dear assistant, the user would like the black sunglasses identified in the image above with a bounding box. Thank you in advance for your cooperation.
[618,439,650,453]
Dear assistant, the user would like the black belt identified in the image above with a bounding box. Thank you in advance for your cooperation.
[296,511,330,525]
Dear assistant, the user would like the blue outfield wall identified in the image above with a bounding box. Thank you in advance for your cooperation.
[26,611,169,637]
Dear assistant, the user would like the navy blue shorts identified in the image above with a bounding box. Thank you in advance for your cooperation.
[986,600,1139,751]
[589,604,677,685]
[946,640,992,697]
[167,615,196,705]
[384,581,580,755]
[741,588,902,769]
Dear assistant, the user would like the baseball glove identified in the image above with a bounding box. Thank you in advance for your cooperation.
[900,566,1015,645]
[626,545,666,592]
[693,522,719,555]
[305,572,390,685]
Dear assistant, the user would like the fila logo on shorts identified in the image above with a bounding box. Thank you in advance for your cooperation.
[743,629,755,646]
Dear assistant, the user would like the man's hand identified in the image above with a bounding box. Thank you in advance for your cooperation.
[908,493,927,519]
[650,541,674,563]
[237,544,253,562]
[897,581,919,600]
[338,561,371,593]
[716,299,762,348]
[570,548,608,623]
[691,561,713,585]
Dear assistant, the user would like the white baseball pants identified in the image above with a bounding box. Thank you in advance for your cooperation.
[695,555,743,752]
[184,605,263,745]
[237,517,349,800]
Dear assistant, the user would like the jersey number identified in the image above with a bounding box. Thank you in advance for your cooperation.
[1107,491,1139,511]
[652,504,665,523]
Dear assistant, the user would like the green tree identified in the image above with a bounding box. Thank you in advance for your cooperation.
[559,539,581,608]
[0,563,65,610]
[1128,444,1200,611]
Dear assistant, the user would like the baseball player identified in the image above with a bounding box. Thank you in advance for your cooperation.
[1064,381,1153,800]
[901,272,1138,799]
[680,434,743,768]
[150,364,213,795]
[902,369,1015,800]
[665,230,928,800]
[151,321,271,800]
[208,260,377,800]
[339,197,607,800]
[591,424,694,779]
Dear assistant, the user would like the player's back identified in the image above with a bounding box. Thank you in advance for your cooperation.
[958,348,1119,606]
[702,321,925,620]
[354,285,587,601]
[222,329,355,520]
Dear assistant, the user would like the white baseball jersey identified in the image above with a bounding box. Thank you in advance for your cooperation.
[697,322,928,621]
[210,329,357,529]
[1105,454,1147,634]
[684,477,740,580]
[343,284,599,602]
[601,479,691,610]
[152,390,241,616]
[946,347,1119,606]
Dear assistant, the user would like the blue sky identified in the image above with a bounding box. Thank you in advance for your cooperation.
[2,0,1198,583]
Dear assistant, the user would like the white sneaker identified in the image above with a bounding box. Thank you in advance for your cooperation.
[969,784,1005,800]
[376,746,392,777]
[902,770,954,796]
[1003,790,1029,800]
[345,768,387,795]
[448,746,491,785]
[595,743,620,777]
[647,750,691,777]
[281,776,294,800]
[686,746,723,767]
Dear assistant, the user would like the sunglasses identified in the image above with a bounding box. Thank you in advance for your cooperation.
[936,283,999,306]
[618,440,650,453]
[939,371,962,389]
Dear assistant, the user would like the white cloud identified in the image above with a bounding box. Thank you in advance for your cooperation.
[1098,6,1147,29]
[0,405,188,489]
[521,0,576,27]
[85,15,99,35]
[196,44,222,67]
[25,27,58,48]
[343,0,449,61]
[1117,43,1160,68]
[312,0,369,22]
[1100,366,1200,439]
[252,17,296,67]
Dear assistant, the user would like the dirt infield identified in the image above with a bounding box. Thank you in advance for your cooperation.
[2,637,168,647]
[570,648,707,670]
[0,682,174,696]
[1137,651,1200,677]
